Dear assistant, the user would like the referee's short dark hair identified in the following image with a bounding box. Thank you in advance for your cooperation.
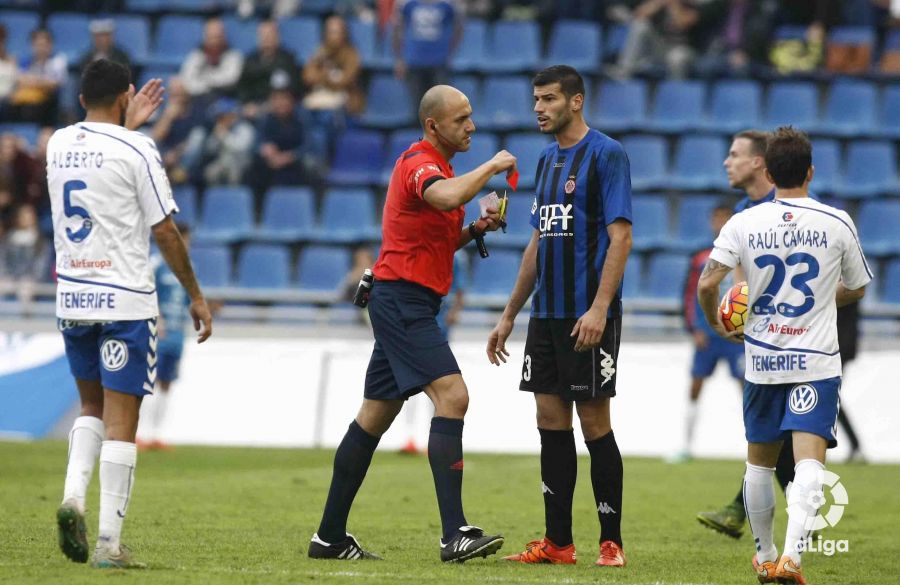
[765,126,812,189]
[532,65,585,100]
[81,58,131,108]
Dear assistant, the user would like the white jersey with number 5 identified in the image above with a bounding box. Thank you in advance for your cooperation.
[48,122,178,321]
[709,197,871,384]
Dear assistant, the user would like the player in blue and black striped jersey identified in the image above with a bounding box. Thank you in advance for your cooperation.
[487,65,633,568]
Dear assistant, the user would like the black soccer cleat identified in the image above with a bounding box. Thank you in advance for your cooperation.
[307,533,382,560]
[440,525,504,563]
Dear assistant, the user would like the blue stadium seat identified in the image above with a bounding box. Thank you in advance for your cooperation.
[452,132,499,176]
[644,253,689,301]
[482,21,540,74]
[590,80,647,132]
[882,259,900,304]
[647,80,706,133]
[495,134,550,190]
[450,19,487,72]
[827,26,875,71]
[327,129,385,185]
[702,80,762,133]
[314,188,379,243]
[172,185,197,226]
[159,0,221,11]
[191,245,231,288]
[137,66,180,88]
[494,194,535,248]
[773,26,807,41]
[840,140,899,198]
[295,245,350,294]
[47,13,91,63]
[299,0,335,15]
[604,24,628,60]
[449,75,481,109]
[255,187,315,243]
[468,249,521,301]
[279,16,321,62]
[631,195,669,251]
[237,243,291,289]
[621,136,668,191]
[820,79,877,137]
[222,15,259,54]
[673,196,719,252]
[810,139,841,195]
[622,253,643,299]
[878,84,900,139]
[348,18,378,69]
[857,200,900,256]
[124,0,163,11]
[764,82,820,132]
[545,20,602,74]
[115,15,151,66]
[148,15,204,69]
[0,122,39,148]
[381,128,423,184]
[194,186,254,244]
[479,77,533,130]
[360,75,415,129]
[0,11,39,58]
[670,136,727,191]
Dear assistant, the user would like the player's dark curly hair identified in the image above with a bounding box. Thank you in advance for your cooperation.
[81,58,131,108]
[765,126,812,189]
[532,65,585,100]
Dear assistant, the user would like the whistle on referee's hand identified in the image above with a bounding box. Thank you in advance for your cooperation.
[469,221,489,258]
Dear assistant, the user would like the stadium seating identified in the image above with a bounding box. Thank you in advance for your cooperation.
[764,82,820,132]
[604,24,628,60]
[314,188,379,244]
[360,75,415,129]
[467,249,521,305]
[882,259,900,304]
[701,79,762,133]
[545,20,602,74]
[482,20,540,74]
[494,194,535,248]
[820,79,877,137]
[670,136,727,191]
[222,15,259,54]
[479,77,534,130]
[631,195,669,251]
[115,15,152,66]
[673,196,720,252]
[192,245,231,288]
[622,253,642,299]
[645,253,690,301]
[381,128,423,184]
[147,15,205,69]
[0,123,39,148]
[295,245,350,295]
[327,129,385,185]
[450,19,487,72]
[0,11,39,57]
[47,13,91,63]
[840,140,899,198]
[646,80,705,133]
[452,131,499,176]
[590,80,648,133]
[449,75,481,109]
[348,18,379,70]
[172,185,197,226]
[255,187,316,243]
[621,136,668,191]
[810,139,841,196]
[279,16,321,62]
[877,84,900,139]
[858,200,900,257]
[826,26,876,72]
[124,0,164,11]
[494,134,549,190]
[194,186,255,244]
[237,243,291,289]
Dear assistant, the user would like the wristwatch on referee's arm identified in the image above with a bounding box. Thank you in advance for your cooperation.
[469,220,489,258]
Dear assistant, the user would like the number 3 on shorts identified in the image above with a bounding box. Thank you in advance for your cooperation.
[523,354,532,382]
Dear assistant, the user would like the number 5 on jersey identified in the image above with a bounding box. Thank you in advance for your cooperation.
[63,180,92,243]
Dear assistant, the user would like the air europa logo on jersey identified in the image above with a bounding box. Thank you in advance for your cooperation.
[538,204,574,235]
[768,322,810,336]
[61,255,113,270]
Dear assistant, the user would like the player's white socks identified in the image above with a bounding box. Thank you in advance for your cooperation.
[62,416,105,513]
[784,458,826,564]
[98,441,137,552]
[743,462,777,563]
[684,400,698,453]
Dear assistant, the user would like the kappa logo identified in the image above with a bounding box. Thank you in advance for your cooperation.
[541,482,555,495]
[597,501,617,514]
[789,384,818,414]
[101,339,129,372]
[598,348,616,387]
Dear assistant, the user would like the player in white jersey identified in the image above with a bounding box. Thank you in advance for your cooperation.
[51,59,212,569]
[698,127,870,585]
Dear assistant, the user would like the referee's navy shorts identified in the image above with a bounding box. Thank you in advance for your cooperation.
[364,280,461,400]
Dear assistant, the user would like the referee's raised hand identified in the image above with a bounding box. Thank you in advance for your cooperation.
[490,150,518,177]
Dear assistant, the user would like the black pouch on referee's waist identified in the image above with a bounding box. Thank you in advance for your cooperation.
[352,269,375,308]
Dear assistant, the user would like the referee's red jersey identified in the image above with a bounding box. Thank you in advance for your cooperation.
[373,139,464,296]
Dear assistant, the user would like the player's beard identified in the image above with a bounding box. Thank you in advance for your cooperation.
[543,108,574,135]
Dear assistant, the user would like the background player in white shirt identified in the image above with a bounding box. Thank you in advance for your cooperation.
[697,127,870,585]
[51,59,212,569]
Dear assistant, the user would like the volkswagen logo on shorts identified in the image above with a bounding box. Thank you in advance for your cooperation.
[101,339,129,372]
[789,384,818,415]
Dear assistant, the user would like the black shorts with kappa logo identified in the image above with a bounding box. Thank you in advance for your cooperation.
[519,317,621,402]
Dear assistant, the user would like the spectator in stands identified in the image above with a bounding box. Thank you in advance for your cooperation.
[152,77,204,184]
[614,0,726,79]
[184,97,255,186]
[7,29,66,126]
[237,0,299,19]
[0,25,18,117]
[236,20,301,118]
[0,186,11,229]
[392,0,462,104]
[254,86,306,191]
[77,19,131,75]
[302,15,363,157]
[691,0,778,76]
[1,204,44,301]
[769,0,841,74]
[0,133,43,213]
[180,17,243,102]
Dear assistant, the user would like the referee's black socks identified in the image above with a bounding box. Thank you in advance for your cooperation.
[539,428,577,547]
[317,420,380,544]
[586,430,624,547]
[429,417,467,543]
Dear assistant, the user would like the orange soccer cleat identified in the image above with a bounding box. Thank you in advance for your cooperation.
[502,538,576,564]
[752,554,779,583]
[595,540,626,567]
[775,555,810,585]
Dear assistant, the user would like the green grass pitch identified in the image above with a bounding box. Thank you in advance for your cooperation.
[1,441,897,584]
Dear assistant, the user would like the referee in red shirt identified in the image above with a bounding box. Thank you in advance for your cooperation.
[309,85,517,563]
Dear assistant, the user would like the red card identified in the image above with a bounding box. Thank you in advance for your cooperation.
[507,169,519,191]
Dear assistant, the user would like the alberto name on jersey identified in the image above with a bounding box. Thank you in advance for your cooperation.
[48,122,178,321]
[709,198,872,384]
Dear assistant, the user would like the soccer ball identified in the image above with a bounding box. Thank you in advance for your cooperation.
[719,282,749,339]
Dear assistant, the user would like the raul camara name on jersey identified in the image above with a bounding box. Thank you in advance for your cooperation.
[748,228,828,250]
[538,203,574,236]
[50,150,105,169]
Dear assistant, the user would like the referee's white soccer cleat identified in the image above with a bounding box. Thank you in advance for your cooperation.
[307,533,382,560]
[440,525,504,563]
